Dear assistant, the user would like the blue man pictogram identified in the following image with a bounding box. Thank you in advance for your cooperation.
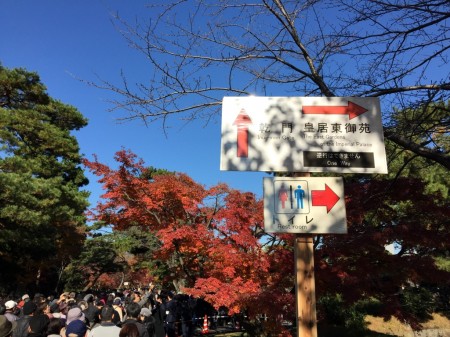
[294,185,305,209]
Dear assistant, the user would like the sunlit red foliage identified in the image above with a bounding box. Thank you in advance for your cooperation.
[84,150,207,230]
[83,150,288,318]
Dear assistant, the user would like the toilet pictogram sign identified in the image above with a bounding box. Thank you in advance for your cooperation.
[264,177,347,234]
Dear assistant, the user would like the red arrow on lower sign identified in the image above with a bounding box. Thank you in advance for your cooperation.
[302,101,368,120]
[311,184,340,213]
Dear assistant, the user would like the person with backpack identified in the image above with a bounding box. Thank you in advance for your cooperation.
[12,302,36,337]
[139,308,155,337]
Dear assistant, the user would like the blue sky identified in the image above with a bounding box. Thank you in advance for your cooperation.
[1,0,266,206]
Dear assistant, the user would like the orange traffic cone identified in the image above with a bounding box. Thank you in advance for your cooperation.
[202,315,209,334]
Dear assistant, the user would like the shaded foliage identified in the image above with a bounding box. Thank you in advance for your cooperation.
[63,235,124,292]
[316,177,450,328]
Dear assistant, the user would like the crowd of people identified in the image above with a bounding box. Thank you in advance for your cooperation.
[0,285,205,337]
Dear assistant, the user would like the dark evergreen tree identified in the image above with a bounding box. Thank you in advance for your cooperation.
[0,65,89,292]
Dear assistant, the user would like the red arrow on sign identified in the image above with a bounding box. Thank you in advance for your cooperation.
[311,184,340,213]
[302,101,368,120]
[233,109,253,157]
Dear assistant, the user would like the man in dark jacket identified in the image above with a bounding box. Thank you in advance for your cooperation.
[122,303,149,337]
[26,314,49,337]
[161,292,178,337]
[82,294,99,328]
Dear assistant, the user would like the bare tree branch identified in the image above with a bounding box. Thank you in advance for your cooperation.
[89,0,449,169]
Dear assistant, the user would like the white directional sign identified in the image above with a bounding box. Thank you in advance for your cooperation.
[220,96,388,173]
[264,177,347,234]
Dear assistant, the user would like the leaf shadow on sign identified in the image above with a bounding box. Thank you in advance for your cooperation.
[221,97,306,171]
[221,96,384,174]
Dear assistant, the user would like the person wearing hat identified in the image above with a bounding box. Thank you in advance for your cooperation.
[139,308,155,337]
[16,295,29,312]
[65,319,87,337]
[4,302,18,322]
[81,295,98,329]
[0,315,17,337]
[12,302,37,337]
[65,307,85,326]
[112,298,124,324]
[61,306,87,337]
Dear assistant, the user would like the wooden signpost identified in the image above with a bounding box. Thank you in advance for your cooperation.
[220,96,387,336]
[296,234,317,337]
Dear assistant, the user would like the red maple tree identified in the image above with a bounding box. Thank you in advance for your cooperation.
[84,150,293,323]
